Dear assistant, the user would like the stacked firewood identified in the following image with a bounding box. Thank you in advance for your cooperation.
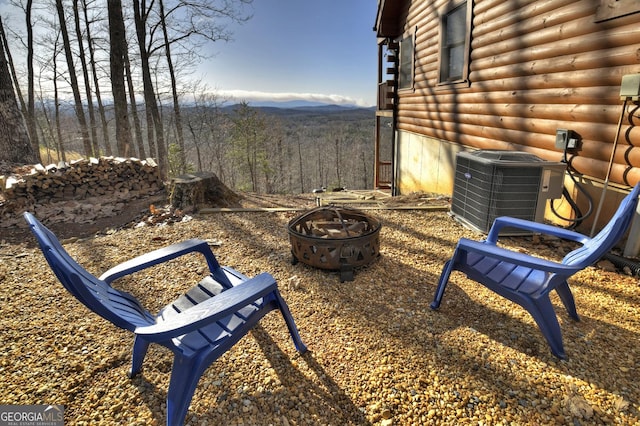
[0,157,164,227]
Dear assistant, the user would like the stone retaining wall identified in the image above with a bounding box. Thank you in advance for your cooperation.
[0,157,164,228]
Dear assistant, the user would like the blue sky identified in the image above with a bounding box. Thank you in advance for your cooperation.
[197,0,379,107]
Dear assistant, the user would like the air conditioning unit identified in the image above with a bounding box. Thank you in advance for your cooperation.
[450,150,566,235]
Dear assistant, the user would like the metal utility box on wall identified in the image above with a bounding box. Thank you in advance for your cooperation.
[450,150,566,235]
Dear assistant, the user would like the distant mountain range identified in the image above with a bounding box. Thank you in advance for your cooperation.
[220,101,375,121]
[228,100,375,111]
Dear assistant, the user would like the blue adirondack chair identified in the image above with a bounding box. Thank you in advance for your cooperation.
[431,185,640,358]
[24,212,307,426]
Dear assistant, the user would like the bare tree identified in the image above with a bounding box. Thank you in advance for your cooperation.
[154,0,253,174]
[230,102,267,191]
[16,0,41,158]
[73,0,99,156]
[51,30,66,162]
[107,0,131,157]
[0,30,37,164]
[158,0,186,172]
[55,0,93,157]
[83,0,112,156]
[124,48,146,159]
[0,17,28,128]
[133,0,167,177]
[296,135,304,193]
[26,0,39,155]
[184,83,219,172]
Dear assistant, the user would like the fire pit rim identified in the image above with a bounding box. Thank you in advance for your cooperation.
[287,205,382,241]
[287,205,382,282]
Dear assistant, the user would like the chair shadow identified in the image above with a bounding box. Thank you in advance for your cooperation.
[428,277,640,419]
[38,207,638,423]
[127,323,370,425]
[316,244,640,422]
[249,324,371,425]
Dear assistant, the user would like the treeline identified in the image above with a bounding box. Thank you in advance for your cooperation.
[0,0,375,194]
[185,103,376,194]
[37,101,375,194]
[0,0,245,177]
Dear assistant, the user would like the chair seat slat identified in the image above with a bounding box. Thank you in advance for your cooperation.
[24,211,308,426]
[432,184,640,359]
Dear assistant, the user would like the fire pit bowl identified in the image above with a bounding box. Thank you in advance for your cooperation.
[287,206,382,281]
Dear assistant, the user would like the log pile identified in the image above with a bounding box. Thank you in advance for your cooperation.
[0,157,164,228]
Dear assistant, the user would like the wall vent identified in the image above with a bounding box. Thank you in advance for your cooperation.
[450,150,566,235]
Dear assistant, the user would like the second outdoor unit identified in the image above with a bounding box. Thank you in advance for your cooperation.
[450,150,566,235]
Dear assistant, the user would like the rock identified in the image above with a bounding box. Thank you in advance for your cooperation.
[596,259,617,272]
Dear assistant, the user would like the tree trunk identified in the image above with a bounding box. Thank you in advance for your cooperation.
[37,88,56,164]
[159,0,186,172]
[107,0,132,157]
[297,137,304,193]
[0,18,31,148]
[334,137,341,188]
[124,49,146,158]
[55,0,93,158]
[133,0,167,178]
[0,33,37,164]
[186,119,203,171]
[25,0,40,159]
[83,0,112,156]
[73,0,99,156]
[52,33,66,163]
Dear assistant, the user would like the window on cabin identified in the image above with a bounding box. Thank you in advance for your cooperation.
[398,32,414,91]
[439,1,471,86]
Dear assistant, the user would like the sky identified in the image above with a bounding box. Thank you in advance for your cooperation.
[197,0,379,107]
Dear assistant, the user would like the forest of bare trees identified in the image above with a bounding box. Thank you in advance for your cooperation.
[0,0,375,194]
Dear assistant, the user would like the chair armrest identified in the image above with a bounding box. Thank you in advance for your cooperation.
[457,238,580,275]
[486,217,591,245]
[99,239,222,284]
[134,272,277,341]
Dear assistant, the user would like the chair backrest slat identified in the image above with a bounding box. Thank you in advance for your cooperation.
[563,185,640,268]
[24,212,154,331]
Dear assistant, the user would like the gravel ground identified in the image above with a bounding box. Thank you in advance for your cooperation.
[1,192,639,425]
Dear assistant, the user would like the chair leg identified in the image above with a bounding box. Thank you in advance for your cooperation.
[555,281,580,321]
[166,355,204,426]
[524,296,567,359]
[430,259,455,310]
[274,289,308,354]
[129,336,151,378]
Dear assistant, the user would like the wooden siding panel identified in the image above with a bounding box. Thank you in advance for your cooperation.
[472,18,640,59]
[396,0,640,187]
[471,46,640,80]
[469,68,636,91]
[474,0,584,36]
[473,1,596,47]
[399,86,623,106]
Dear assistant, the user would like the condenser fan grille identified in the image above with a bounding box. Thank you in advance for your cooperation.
[450,150,566,235]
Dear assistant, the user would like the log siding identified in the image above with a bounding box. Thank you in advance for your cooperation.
[377,0,640,191]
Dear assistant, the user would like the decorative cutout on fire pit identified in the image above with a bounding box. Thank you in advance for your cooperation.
[288,206,381,281]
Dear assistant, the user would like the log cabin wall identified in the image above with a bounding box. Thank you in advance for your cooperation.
[377,0,640,233]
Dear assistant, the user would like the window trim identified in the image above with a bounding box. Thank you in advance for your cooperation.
[397,27,416,93]
[437,0,472,89]
[595,0,640,22]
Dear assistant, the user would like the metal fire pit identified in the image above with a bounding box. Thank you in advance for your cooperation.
[288,206,381,281]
